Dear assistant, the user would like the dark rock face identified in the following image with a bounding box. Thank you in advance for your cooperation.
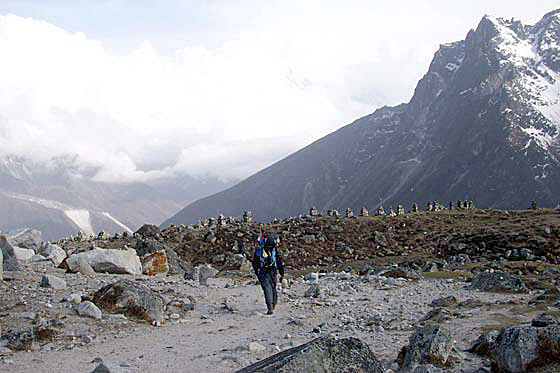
[398,323,463,371]
[135,224,161,238]
[92,279,164,323]
[470,272,527,293]
[490,324,560,373]
[234,336,384,373]
[164,11,560,227]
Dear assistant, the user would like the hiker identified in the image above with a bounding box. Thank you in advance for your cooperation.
[252,228,284,315]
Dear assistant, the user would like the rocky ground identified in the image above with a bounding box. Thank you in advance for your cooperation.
[1,207,560,372]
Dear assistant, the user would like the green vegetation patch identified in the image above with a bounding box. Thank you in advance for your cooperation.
[422,271,473,280]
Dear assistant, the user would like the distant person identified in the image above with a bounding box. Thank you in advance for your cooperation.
[252,227,284,315]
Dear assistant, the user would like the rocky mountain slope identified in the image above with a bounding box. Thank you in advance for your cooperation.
[164,9,560,227]
[0,156,233,240]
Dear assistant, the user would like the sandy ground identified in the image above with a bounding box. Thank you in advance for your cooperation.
[1,270,540,373]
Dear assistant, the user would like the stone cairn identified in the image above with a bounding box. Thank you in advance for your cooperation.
[397,205,405,215]
[377,206,386,216]
[345,208,354,218]
[208,218,216,227]
[309,207,319,217]
[457,200,463,209]
[389,207,397,217]
[427,201,434,211]
[449,201,454,210]
[217,214,226,226]
[530,200,537,209]
[326,209,340,217]
[243,211,253,223]
[359,207,369,217]
[411,203,419,213]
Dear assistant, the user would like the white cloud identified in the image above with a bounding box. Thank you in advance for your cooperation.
[0,1,555,182]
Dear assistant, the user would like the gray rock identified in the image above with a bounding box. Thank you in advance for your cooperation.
[92,362,131,373]
[490,324,560,373]
[134,224,160,238]
[469,330,499,356]
[66,247,141,275]
[532,313,560,327]
[398,323,463,371]
[420,308,451,323]
[75,301,102,320]
[0,247,3,281]
[470,271,527,293]
[0,235,20,271]
[93,279,164,323]
[134,240,187,277]
[12,246,35,261]
[305,284,321,298]
[7,228,43,251]
[197,264,218,285]
[430,296,457,308]
[67,257,96,276]
[40,275,67,290]
[414,365,443,373]
[234,336,383,373]
[39,243,66,267]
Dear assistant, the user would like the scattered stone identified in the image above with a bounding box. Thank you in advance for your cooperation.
[197,264,218,285]
[248,342,266,353]
[414,365,443,373]
[430,296,457,308]
[304,272,319,283]
[469,330,499,357]
[93,279,164,323]
[305,284,321,298]
[397,323,463,371]
[40,275,67,290]
[470,272,527,293]
[346,208,353,218]
[75,301,102,320]
[92,362,132,373]
[234,336,384,373]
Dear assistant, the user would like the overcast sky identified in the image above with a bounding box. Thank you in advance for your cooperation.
[0,1,556,183]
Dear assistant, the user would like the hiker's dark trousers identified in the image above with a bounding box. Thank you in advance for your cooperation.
[258,270,277,312]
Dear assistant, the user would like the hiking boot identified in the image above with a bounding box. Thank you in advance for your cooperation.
[272,303,276,311]
[266,310,274,315]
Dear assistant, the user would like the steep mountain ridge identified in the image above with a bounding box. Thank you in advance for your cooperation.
[164,10,560,227]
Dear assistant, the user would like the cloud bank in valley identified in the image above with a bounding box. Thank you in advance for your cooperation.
[0,1,554,183]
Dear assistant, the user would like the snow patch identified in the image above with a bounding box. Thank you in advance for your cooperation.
[64,209,94,236]
[101,212,133,233]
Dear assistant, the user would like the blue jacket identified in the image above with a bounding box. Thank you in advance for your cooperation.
[252,235,284,277]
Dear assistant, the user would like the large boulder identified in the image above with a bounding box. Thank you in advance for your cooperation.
[234,336,384,373]
[66,247,141,275]
[7,228,43,251]
[134,240,186,276]
[141,251,169,276]
[398,323,463,371]
[39,243,67,267]
[92,279,164,323]
[135,224,160,238]
[490,324,560,373]
[0,235,20,271]
[470,272,527,293]
[12,246,35,261]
